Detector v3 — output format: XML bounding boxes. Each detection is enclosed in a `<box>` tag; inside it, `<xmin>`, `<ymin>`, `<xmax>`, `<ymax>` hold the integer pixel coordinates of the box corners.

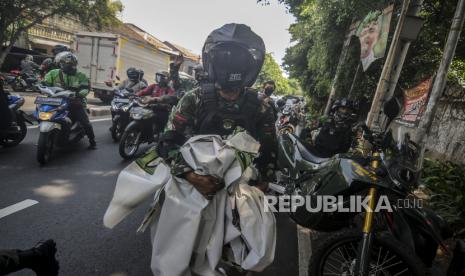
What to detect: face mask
<box><xmin>264</xmin><ymin>87</ymin><xmax>274</xmax><ymax>96</ymax></box>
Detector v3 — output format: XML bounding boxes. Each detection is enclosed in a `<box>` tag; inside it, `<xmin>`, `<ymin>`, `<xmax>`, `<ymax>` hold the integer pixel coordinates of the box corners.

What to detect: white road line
<box><xmin>27</xmin><ymin>117</ymin><xmax>112</xmax><ymax>129</ymax></box>
<box><xmin>0</xmin><ymin>199</ymin><xmax>39</xmax><ymax>219</ymax></box>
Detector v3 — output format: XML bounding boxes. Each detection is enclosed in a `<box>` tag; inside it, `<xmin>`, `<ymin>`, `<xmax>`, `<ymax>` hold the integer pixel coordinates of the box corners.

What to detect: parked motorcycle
<box><xmin>272</xmin><ymin>97</ymin><xmax>451</xmax><ymax>275</ymax></box>
<box><xmin>110</xmin><ymin>88</ymin><xmax>134</xmax><ymax>141</ymax></box>
<box><xmin>0</xmin><ymin>94</ymin><xmax>33</xmax><ymax>147</ymax></box>
<box><xmin>34</xmin><ymin>86</ymin><xmax>85</xmax><ymax>164</ymax></box>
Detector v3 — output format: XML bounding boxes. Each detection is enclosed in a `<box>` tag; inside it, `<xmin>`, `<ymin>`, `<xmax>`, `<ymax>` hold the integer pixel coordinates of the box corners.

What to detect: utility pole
<box><xmin>324</xmin><ymin>22</ymin><xmax>358</xmax><ymax>115</ymax></box>
<box><xmin>366</xmin><ymin>0</ymin><xmax>411</xmax><ymax>128</ymax></box>
<box><xmin>416</xmin><ymin>0</ymin><xmax>465</xmax><ymax>145</ymax></box>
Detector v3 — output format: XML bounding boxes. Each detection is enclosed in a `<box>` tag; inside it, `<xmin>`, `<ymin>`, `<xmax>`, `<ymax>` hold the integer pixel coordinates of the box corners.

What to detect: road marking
<box><xmin>0</xmin><ymin>199</ymin><xmax>39</xmax><ymax>219</ymax></box>
<box><xmin>27</xmin><ymin>117</ymin><xmax>112</xmax><ymax>129</ymax></box>
<box><xmin>297</xmin><ymin>225</ymin><xmax>312</xmax><ymax>276</ymax></box>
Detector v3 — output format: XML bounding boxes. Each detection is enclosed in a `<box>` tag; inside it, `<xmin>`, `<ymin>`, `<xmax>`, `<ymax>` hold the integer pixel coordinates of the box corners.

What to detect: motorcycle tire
<box><xmin>110</xmin><ymin>121</ymin><xmax>123</xmax><ymax>142</ymax></box>
<box><xmin>11</xmin><ymin>81</ymin><xmax>24</xmax><ymax>92</ymax></box>
<box><xmin>37</xmin><ymin>132</ymin><xmax>54</xmax><ymax>165</ymax></box>
<box><xmin>119</xmin><ymin>122</ymin><xmax>141</xmax><ymax>159</ymax></box>
<box><xmin>1</xmin><ymin>120</ymin><xmax>27</xmax><ymax>147</ymax></box>
<box><xmin>308</xmin><ymin>228</ymin><xmax>426</xmax><ymax>276</ymax></box>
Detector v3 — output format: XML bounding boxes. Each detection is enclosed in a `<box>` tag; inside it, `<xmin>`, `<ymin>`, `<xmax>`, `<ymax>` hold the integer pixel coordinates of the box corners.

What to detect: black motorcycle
<box><xmin>10</xmin><ymin>70</ymin><xmax>41</xmax><ymax>92</ymax></box>
<box><xmin>110</xmin><ymin>88</ymin><xmax>133</xmax><ymax>141</ymax></box>
<box><xmin>272</xmin><ymin>97</ymin><xmax>451</xmax><ymax>275</ymax></box>
<box><xmin>0</xmin><ymin>94</ymin><xmax>33</xmax><ymax>147</ymax></box>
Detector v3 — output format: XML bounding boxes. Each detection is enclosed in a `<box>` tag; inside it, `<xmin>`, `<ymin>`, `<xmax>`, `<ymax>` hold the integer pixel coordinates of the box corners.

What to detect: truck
<box><xmin>74</xmin><ymin>31</ymin><xmax>174</xmax><ymax>103</ymax></box>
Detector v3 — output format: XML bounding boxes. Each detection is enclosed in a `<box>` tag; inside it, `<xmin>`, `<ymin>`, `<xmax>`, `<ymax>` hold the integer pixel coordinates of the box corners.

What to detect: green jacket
<box><xmin>44</xmin><ymin>69</ymin><xmax>90</xmax><ymax>106</ymax></box>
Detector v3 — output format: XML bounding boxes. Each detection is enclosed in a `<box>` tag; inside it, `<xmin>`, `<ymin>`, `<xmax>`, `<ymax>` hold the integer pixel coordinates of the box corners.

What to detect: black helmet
<box><xmin>127</xmin><ymin>67</ymin><xmax>138</xmax><ymax>81</ymax></box>
<box><xmin>41</xmin><ymin>58</ymin><xmax>54</xmax><ymax>71</ymax></box>
<box><xmin>138</xmin><ymin>69</ymin><xmax>144</xmax><ymax>81</ymax></box>
<box><xmin>52</xmin><ymin>45</ymin><xmax>69</xmax><ymax>56</ymax></box>
<box><xmin>58</xmin><ymin>53</ymin><xmax>78</xmax><ymax>75</ymax></box>
<box><xmin>331</xmin><ymin>98</ymin><xmax>357</xmax><ymax>127</ymax></box>
<box><xmin>202</xmin><ymin>23</ymin><xmax>265</xmax><ymax>90</ymax></box>
<box><xmin>156</xmin><ymin>70</ymin><xmax>169</xmax><ymax>86</ymax></box>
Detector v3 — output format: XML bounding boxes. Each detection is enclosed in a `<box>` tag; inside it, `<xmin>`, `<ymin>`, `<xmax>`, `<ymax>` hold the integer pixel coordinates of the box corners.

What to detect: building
<box><xmin>163</xmin><ymin>41</ymin><xmax>201</xmax><ymax>77</ymax></box>
<box><xmin>26</xmin><ymin>15</ymin><xmax>92</xmax><ymax>55</ymax></box>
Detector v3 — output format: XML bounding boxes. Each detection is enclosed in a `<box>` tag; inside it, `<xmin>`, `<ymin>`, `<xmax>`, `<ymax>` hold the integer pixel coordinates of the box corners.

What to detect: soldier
<box><xmin>158</xmin><ymin>23</ymin><xmax>277</xmax><ymax>198</ymax></box>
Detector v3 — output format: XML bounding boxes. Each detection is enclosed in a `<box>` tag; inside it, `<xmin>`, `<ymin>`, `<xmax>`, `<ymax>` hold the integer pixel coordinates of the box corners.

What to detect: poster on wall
<box><xmin>356</xmin><ymin>5</ymin><xmax>393</xmax><ymax>71</ymax></box>
<box><xmin>396</xmin><ymin>77</ymin><xmax>433</xmax><ymax>128</ymax></box>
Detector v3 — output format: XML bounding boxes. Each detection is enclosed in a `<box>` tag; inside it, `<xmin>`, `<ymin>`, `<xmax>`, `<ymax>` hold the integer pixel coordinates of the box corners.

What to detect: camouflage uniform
<box><xmin>161</xmin><ymin>87</ymin><xmax>277</xmax><ymax>181</ymax></box>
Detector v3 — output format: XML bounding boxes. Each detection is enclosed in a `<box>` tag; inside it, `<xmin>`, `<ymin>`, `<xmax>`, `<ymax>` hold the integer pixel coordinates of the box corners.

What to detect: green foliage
<box><xmin>420</xmin><ymin>158</ymin><xmax>465</xmax><ymax>231</ymax></box>
<box><xmin>255</xmin><ymin>53</ymin><xmax>301</xmax><ymax>95</ymax></box>
<box><xmin>0</xmin><ymin>0</ymin><xmax>123</xmax><ymax>66</ymax></box>
<box><xmin>258</xmin><ymin>0</ymin><xmax>465</xmax><ymax>113</ymax></box>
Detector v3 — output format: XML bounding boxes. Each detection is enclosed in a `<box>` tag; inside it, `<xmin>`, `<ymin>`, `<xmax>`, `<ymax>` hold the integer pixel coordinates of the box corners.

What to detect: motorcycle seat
<box><xmin>294</xmin><ymin>136</ymin><xmax>331</xmax><ymax>164</ymax></box>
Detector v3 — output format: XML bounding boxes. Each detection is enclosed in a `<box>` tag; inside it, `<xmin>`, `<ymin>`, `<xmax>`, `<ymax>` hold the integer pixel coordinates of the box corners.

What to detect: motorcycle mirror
<box><xmin>383</xmin><ymin>96</ymin><xmax>401</xmax><ymax>122</ymax></box>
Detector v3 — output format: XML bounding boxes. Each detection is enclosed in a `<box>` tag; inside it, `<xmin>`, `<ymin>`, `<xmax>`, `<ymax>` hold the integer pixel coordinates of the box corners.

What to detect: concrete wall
<box><xmin>426</xmin><ymin>96</ymin><xmax>465</xmax><ymax>164</ymax></box>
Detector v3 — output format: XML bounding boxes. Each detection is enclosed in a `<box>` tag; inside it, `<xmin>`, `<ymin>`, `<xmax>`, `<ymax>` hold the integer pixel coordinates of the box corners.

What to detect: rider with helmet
<box><xmin>41</xmin><ymin>45</ymin><xmax>71</xmax><ymax>76</ymax></box>
<box><xmin>44</xmin><ymin>53</ymin><xmax>96</xmax><ymax>149</ymax></box>
<box><xmin>305</xmin><ymin>98</ymin><xmax>359</xmax><ymax>158</ymax></box>
<box><xmin>117</xmin><ymin>67</ymin><xmax>147</xmax><ymax>93</ymax></box>
<box><xmin>20</xmin><ymin>55</ymin><xmax>39</xmax><ymax>77</ymax></box>
<box><xmin>136</xmin><ymin>70</ymin><xmax>178</xmax><ymax>134</ymax></box>
<box><xmin>158</xmin><ymin>23</ymin><xmax>277</xmax><ymax>197</ymax></box>
<box><xmin>258</xmin><ymin>80</ymin><xmax>278</xmax><ymax>119</ymax></box>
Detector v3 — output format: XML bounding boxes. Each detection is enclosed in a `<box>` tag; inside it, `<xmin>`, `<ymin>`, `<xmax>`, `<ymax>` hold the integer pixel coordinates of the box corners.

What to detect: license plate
<box><xmin>34</xmin><ymin>97</ymin><xmax>63</xmax><ymax>106</ymax></box>
<box><xmin>114</xmin><ymin>98</ymin><xmax>130</xmax><ymax>103</ymax></box>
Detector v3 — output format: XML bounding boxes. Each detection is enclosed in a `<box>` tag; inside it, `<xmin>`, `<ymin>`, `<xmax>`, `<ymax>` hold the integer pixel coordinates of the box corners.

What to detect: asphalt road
<box><xmin>0</xmin><ymin>119</ymin><xmax>298</xmax><ymax>276</ymax></box>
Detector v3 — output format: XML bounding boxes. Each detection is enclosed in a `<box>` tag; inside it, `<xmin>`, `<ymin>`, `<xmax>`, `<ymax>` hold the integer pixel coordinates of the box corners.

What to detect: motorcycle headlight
<box><xmin>39</xmin><ymin>111</ymin><xmax>54</xmax><ymax>120</ymax></box>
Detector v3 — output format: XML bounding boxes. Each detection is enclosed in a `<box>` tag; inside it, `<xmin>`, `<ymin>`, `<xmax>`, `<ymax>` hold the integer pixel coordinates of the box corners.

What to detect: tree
<box><xmin>0</xmin><ymin>0</ymin><xmax>123</xmax><ymax>66</ymax></box>
<box><xmin>257</xmin><ymin>0</ymin><xmax>465</xmax><ymax>113</ymax></box>
<box><xmin>255</xmin><ymin>52</ymin><xmax>301</xmax><ymax>95</ymax></box>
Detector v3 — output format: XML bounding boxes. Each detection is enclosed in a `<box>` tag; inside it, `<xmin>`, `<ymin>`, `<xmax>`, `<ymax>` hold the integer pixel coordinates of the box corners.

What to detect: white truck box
<box><xmin>75</xmin><ymin>32</ymin><xmax>171</xmax><ymax>102</ymax></box>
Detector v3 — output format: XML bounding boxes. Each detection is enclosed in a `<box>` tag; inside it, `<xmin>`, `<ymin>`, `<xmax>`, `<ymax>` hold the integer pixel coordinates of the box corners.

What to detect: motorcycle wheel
<box><xmin>1</xmin><ymin>120</ymin><xmax>27</xmax><ymax>147</ymax></box>
<box><xmin>110</xmin><ymin>121</ymin><xmax>123</xmax><ymax>142</ymax></box>
<box><xmin>37</xmin><ymin>132</ymin><xmax>54</xmax><ymax>165</ymax></box>
<box><xmin>11</xmin><ymin>80</ymin><xmax>24</xmax><ymax>92</ymax></box>
<box><xmin>308</xmin><ymin>228</ymin><xmax>425</xmax><ymax>276</ymax></box>
<box><xmin>119</xmin><ymin>123</ymin><xmax>141</xmax><ymax>159</ymax></box>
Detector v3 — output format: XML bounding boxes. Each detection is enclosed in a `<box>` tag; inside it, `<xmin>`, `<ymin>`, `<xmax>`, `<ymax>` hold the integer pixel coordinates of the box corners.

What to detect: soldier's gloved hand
<box><xmin>185</xmin><ymin>171</ymin><xmax>224</xmax><ymax>200</ymax></box>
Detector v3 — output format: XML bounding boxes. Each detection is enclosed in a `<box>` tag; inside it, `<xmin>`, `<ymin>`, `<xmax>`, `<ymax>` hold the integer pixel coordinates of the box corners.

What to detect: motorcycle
<box><xmin>10</xmin><ymin>70</ymin><xmax>41</xmax><ymax>92</ymax></box>
<box><xmin>0</xmin><ymin>94</ymin><xmax>33</xmax><ymax>147</ymax></box>
<box><xmin>34</xmin><ymin>86</ymin><xmax>85</xmax><ymax>164</ymax></box>
<box><xmin>272</xmin><ymin>97</ymin><xmax>451</xmax><ymax>275</ymax></box>
<box><xmin>118</xmin><ymin>96</ymin><xmax>177</xmax><ymax>159</ymax></box>
<box><xmin>110</xmin><ymin>88</ymin><xmax>134</xmax><ymax>141</ymax></box>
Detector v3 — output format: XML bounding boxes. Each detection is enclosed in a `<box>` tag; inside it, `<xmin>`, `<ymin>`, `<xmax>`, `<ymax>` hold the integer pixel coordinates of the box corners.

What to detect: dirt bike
<box><xmin>271</xmin><ymin>97</ymin><xmax>451</xmax><ymax>275</ymax></box>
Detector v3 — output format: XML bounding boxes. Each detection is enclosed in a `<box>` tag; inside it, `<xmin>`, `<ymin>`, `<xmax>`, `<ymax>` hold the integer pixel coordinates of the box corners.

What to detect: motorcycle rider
<box><xmin>259</xmin><ymin>80</ymin><xmax>278</xmax><ymax>119</ymax></box>
<box><xmin>117</xmin><ymin>67</ymin><xmax>147</xmax><ymax>93</ymax></box>
<box><xmin>20</xmin><ymin>55</ymin><xmax>39</xmax><ymax>78</ymax></box>
<box><xmin>136</xmin><ymin>70</ymin><xmax>178</xmax><ymax>134</ymax></box>
<box><xmin>306</xmin><ymin>98</ymin><xmax>359</xmax><ymax>158</ymax></box>
<box><xmin>40</xmin><ymin>45</ymin><xmax>70</xmax><ymax>76</ymax></box>
<box><xmin>44</xmin><ymin>52</ymin><xmax>97</xmax><ymax>149</ymax></box>
<box><xmin>158</xmin><ymin>23</ymin><xmax>277</xmax><ymax>197</ymax></box>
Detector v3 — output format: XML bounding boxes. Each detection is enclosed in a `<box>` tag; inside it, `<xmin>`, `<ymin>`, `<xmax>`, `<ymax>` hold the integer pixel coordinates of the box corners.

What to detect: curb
<box><xmin>89</xmin><ymin>106</ymin><xmax>111</xmax><ymax>117</ymax></box>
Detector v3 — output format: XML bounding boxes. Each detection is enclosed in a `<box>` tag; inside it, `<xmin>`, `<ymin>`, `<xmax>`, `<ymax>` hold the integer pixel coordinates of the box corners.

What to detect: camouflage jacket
<box><xmin>161</xmin><ymin>87</ymin><xmax>278</xmax><ymax>181</ymax></box>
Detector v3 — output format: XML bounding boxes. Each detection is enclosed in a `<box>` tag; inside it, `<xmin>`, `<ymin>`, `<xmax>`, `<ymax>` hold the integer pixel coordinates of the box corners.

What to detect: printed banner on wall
<box><xmin>356</xmin><ymin>6</ymin><xmax>393</xmax><ymax>71</ymax></box>
<box><xmin>396</xmin><ymin>77</ymin><xmax>433</xmax><ymax>127</ymax></box>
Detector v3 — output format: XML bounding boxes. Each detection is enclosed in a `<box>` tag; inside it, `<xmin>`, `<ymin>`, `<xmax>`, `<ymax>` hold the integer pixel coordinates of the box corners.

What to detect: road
<box><xmin>0</xmin><ymin>119</ymin><xmax>299</xmax><ymax>276</ymax></box>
